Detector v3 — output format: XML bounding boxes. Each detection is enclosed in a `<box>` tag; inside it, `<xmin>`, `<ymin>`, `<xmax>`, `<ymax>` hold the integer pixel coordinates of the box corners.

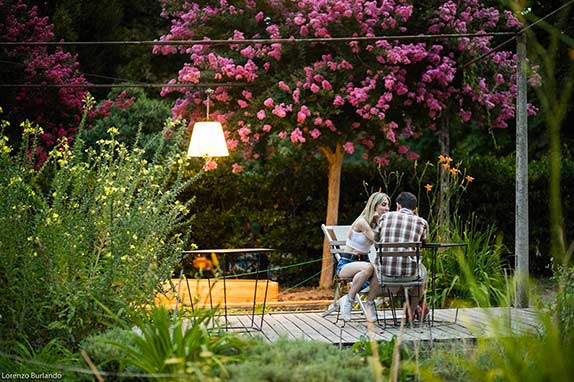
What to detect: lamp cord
<box><xmin>205</xmin><ymin>88</ymin><xmax>213</xmax><ymax>120</ymax></box>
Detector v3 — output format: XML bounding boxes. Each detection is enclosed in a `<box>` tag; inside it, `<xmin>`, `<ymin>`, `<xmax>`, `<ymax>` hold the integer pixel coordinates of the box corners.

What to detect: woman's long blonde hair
<box><xmin>354</xmin><ymin>192</ymin><xmax>391</xmax><ymax>227</ymax></box>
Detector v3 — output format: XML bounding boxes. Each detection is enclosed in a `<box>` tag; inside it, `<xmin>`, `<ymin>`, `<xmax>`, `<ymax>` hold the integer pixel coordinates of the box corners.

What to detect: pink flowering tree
<box><xmin>0</xmin><ymin>0</ymin><xmax>134</xmax><ymax>165</ymax></box>
<box><xmin>155</xmin><ymin>0</ymin><xmax>536</xmax><ymax>287</ymax></box>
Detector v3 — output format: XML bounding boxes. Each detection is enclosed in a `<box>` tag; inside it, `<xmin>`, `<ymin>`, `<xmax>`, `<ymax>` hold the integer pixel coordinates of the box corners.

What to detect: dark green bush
<box><xmin>226</xmin><ymin>338</ymin><xmax>373</xmax><ymax>382</ymax></box>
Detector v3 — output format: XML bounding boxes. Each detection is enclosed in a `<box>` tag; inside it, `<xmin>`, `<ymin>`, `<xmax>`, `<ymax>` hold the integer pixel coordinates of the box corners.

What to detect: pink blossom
<box><xmin>294</xmin><ymin>16</ymin><xmax>306</xmax><ymax>26</ymax></box>
<box><xmin>278</xmin><ymin>81</ymin><xmax>291</xmax><ymax>92</ymax></box>
<box><xmin>237</xmin><ymin>99</ymin><xmax>248</xmax><ymax>108</ymax></box>
<box><xmin>227</xmin><ymin>139</ymin><xmax>239</xmax><ymax>150</ymax></box>
<box><xmin>278</xmin><ymin>131</ymin><xmax>287</xmax><ymax>139</ymax></box>
<box><xmin>240</xmin><ymin>46</ymin><xmax>255</xmax><ymax>59</ymax></box>
<box><xmin>309</xmin><ymin>128</ymin><xmax>321</xmax><ymax>139</ymax></box>
<box><xmin>238</xmin><ymin>127</ymin><xmax>252</xmax><ymax>142</ymax></box>
<box><xmin>406</xmin><ymin>152</ymin><xmax>420</xmax><ymax>161</ymax></box>
<box><xmin>398</xmin><ymin>145</ymin><xmax>409</xmax><ymax>154</ymax></box>
<box><xmin>178</xmin><ymin>65</ymin><xmax>201</xmax><ymax>83</ymax></box>
<box><xmin>314</xmin><ymin>117</ymin><xmax>323</xmax><ymax>125</ymax></box>
<box><xmin>203</xmin><ymin>159</ymin><xmax>218</xmax><ymax>171</ymax></box>
<box><xmin>310</xmin><ymin>83</ymin><xmax>320</xmax><ymax>93</ymax></box>
<box><xmin>374</xmin><ymin>156</ymin><xmax>390</xmax><ymax>166</ymax></box>
<box><xmin>263</xmin><ymin>98</ymin><xmax>275</xmax><ymax>108</ymax></box>
<box><xmin>290</xmin><ymin>128</ymin><xmax>306</xmax><ymax>143</ymax></box>
<box><xmin>242</xmin><ymin>90</ymin><xmax>253</xmax><ymax>100</ymax></box>
<box><xmin>272</xmin><ymin>104</ymin><xmax>287</xmax><ymax>118</ymax></box>
<box><xmin>325</xmin><ymin>119</ymin><xmax>336</xmax><ymax>131</ymax></box>
<box><xmin>333</xmin><ymin>95</ymin><xmax>345</xmax><ymax>106</ymax></box>
<box><xmin>263</xmin><ymin>124</ymin><xmax>272</xmax><ymax>132</ymax></box>
<box><xmin>343</xmin><ymin>142</ymin><xmax>354</xmax><ymax>154</ymax></box>
<box><xmin>292</xmin><ymin>88</ymin><xmax>300</xmax><ymax>103</ymax></box>
<box><xmin>460</xmin><ymin>109</ymin><xmax>472</xmax><ymax>122</ymax></box>
<box><xmin>257</xmin><ymin>110</ymin><xmax>266</xmax><ymax>120</ymax></box>
<box><xmin>232</xmin><ymin>163</ymin><xmax>244</xmax><ymax>174</ymax></box>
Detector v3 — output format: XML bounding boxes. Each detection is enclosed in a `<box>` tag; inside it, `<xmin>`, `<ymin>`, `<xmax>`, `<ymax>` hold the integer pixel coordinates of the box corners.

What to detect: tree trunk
<box><xmin>319</xmin><ymin>144</ymin><xmax>344</xmax><ymax>289</ymax></box>
<box><xmin>438</xmin><ymin>116</ymin><xmax>450</xmax><ymax>240</ymax></box>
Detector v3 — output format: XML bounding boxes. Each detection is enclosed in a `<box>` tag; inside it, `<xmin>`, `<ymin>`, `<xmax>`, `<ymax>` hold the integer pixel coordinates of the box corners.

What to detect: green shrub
<box><xmin>0</xmin><ymin>111</ymin><xmax>195</xmax><ymax>346</ymax></box>
<box><xmin>424</xmin><ymin>284</ymin><xmax>574</xmax><ymax>382</ymax></box>
<box><xmin>105</xmin><ymin>306</ymin><xmax>250</xmax><ymax>380</ymax></box>
<box><xmin>82</xmin><ymin>87</ymin><xmax>172</xmax><ymax>152</ymax></box>
<box><xmin>554</xmin><ymin>264</ymin><xmax>574</xmax><ymax>348</ymax></box>
<box><xmin>80</xmin><ymin>326</ymin><xmax>139</xmax><ymax>374</ymax></box>
<box><xmin>429</xmin><ymin>215</ymin><xmax>508</xmax><ymax>308</ymax></box>
<box><xmin>0</xmin><ymin>338</ymin><xmax>79</xmax><ymax>379</ymax></box>
<box><xmin>226</xmin><ymin>338</ymin><xmax>374</xmax><ymax>382</ymax></box>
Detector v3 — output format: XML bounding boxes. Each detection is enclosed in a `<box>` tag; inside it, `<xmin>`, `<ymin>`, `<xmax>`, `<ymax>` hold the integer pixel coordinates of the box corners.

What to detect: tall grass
<box><xmin>429</xmin><ymin>214</ymin><xmax>508</xmax><ymax>308</ymax></box>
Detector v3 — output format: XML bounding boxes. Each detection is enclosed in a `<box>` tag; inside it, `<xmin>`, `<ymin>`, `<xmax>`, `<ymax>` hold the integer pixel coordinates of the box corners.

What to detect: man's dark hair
<box><xmin>396</xmin><ymin>192</ymin><xmax>417</xmax><ymax>210</ymax></box>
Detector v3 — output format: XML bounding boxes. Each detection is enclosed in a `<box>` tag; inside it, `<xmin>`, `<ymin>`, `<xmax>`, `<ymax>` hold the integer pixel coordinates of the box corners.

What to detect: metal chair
<box><xmin>320</xmin><ymin>224</ymin><xmax>370</xmax><ymax>322</ymax></box>
<box><xmin>375</xmin><ymin>241</ymin><xmax>428</xmax><ymax>328</ymax></box>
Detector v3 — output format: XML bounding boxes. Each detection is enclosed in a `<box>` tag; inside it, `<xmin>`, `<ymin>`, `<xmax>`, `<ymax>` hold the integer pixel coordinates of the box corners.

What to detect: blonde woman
<box><xmin>338</xmin><ymin>192</ymin><xmax>390</xmax><ymax>322</ymax></box>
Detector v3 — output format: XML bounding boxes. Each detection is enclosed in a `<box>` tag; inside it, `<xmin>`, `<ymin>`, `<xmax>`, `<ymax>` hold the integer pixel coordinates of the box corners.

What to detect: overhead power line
<box><xmin>0</xmin><ymin>31</ymin><xmax>516</xmax><ymax>47</ymax></box>
<box><xmin>0</xmin><ymin>82</ymin><xmax>241</xmax><ymax>89</ymax></box>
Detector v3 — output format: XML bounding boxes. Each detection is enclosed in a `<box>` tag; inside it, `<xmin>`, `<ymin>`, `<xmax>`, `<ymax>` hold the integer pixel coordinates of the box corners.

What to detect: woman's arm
<box><xmin>354</xmin><ymin>217</ymin><xmax>376</xmax><ymax>242</ymax></box>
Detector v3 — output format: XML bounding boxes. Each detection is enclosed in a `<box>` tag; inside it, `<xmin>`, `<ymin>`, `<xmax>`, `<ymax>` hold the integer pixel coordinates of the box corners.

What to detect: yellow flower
<box><xmin>211</xmin><ymin>253</ymin><xmax>220</xmax><ymax>268</ymax></box>
<box><xmin>425</xmin><ymin>184</ymin><xmax>433</xmax><ymax>192</ymax></box>
<box><xmin>442</xmin><ymin>163</ymin><xmax>450</xmax><ymax>170</ymax></box>
<box><xmin>450</xmin><ymin>167</ymin><xmax>458</xmax><ymax>176</ymax></box>
<box><xmin>465</xmin><ymin>175</ymin><xmax>475</xmax><ymax>183</ymax></box>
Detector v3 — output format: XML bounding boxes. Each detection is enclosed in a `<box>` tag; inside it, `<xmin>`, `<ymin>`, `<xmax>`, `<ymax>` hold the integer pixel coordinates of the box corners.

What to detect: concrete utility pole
<box><xmin>515</xmin><ymin>33</ymin><xmax>529</xmax><ymax>308</ymax></box>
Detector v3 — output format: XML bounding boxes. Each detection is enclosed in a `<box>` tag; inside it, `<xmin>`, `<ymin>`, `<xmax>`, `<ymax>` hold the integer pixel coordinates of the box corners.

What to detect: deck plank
<box><xmin>214</xmin><ymin>307</ymin><xmax>544</xmax><ymax>345</ymax></box>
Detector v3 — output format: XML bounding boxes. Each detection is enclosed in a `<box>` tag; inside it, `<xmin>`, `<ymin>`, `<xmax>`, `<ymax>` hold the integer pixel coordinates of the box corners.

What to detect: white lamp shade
<box><xmin>187</xmin><ymin>121</ymin><xmax>229</xmax><ymax>157</ymax></box>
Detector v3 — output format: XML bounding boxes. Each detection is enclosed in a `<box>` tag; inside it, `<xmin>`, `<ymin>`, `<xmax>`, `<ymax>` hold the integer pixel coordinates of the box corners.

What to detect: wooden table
<box><xmin>179</xmin><ymin>248</ymin><xmax>274</xmax><ymax>331</ymax></box>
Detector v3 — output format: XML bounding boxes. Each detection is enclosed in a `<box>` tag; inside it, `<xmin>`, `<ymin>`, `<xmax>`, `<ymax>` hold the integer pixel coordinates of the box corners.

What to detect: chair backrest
<box><xmin>375</xmin><ymin>241</ymin><xmax>423</xmax><ymax>282</ymax></box>
<box><xmin>321</xmin><ymin>224</ymin><xmax>377</xmax><ymax>263</ymax></box>
<box><xmin>321</xmin><ymin>224</ymin><xmax>350</xmax><ymax>262</ymax></box>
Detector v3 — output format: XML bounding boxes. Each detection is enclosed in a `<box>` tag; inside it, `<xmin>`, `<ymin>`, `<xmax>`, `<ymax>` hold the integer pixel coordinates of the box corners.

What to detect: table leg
<box><xmin>175</xmin><ymin>268</ymin><xmax>184</xmax><ymax>319</ymax></box>
<box><xmin>185</xmin><ymin>277</ymin><xmax>195</xmax><ymax>315</ymax></box>
<box><xmin>260</xmin><ymin>267</ymin><xmax>271</xmax><ymax>331</ymax></box>
<box><xmin>222</xmin><ymin>255</ymin><xmax>229</xmax><ymax>330</ymax></box>
<box><xmin>250</xmin><ymin>253</ymin><xmax>260</xmax><ymax>328</ymax></box>
<box><xmin>431</xmin><ymin>248</ymin><xmax>436</xmax><ymax>325</ymax></box>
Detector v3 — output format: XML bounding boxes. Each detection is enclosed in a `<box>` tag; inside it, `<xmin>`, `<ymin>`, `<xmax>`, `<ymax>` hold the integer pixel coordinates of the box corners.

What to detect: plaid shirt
<box><xmin>377</xmin><ymin>209</ymin><xmax>428</xmax><ymax>277</ymax></box>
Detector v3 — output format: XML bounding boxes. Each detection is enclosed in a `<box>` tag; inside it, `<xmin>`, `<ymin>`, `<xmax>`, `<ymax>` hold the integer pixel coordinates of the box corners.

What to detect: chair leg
<box><xmin>321</xmin><ymin>281</ymin><xmax>342</xmax><ymax>318</ymax></box>
<box><xmin>388</xmin><ymin>289</ymin><xmax>398</xmax><ymax>325</ymax></box>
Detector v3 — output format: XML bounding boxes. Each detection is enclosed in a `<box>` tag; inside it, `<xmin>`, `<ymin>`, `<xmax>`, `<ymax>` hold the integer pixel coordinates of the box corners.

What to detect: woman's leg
<box><xmin>339</xmin><ymin>261</ymin><xmax>373</xmax><ymax>300</ymax></box>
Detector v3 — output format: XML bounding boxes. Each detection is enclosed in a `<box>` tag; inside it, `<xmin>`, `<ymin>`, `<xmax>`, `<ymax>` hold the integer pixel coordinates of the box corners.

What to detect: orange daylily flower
<box><xmin>465</xmin><ymin>175</ymin><xmax>475</xmax><ymax>183</ymax></box>
<box><xmin>450</xmin><ymin>167</ymin><xmax>458</xmax><ymax>176</ymax></box>
<box><xmin>442</xmin><ymin>163</ymin><xmax>450</xmax><ymax>170</ymax></box>
<box><xmin>439</xmin><ymin>154</ymin><xmax>453</xmax><ymax>164</ymax></box>
<box><xmin>425</xmin><ymin>183</ymin><xmax>433</xmax><ymax>192</ymax></box>
<box><xmin>193</xmin><ymin>256</ymin><xmax>213</xmax><ymax>271</ymax></box>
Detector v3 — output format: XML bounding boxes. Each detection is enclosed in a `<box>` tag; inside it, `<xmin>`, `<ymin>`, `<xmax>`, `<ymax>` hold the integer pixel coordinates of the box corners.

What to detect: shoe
<box><xmin>364</xmin><ymin>301</ymin><xmax>377</xmax><ymax>322</ymax></box>
<box><xmin>340</xmin><ymin>295</ymin><xmax>353</xmax><ymax>321</ymax></box>
<box><xmin>414</xmin><ymin>305</ymin><xmax>429</xmax><ymax>322</ymax></box>
<box><xmin>403</xmin><ymin>306</ymin><xmax>415</xmax><ymax>323</ymax></box>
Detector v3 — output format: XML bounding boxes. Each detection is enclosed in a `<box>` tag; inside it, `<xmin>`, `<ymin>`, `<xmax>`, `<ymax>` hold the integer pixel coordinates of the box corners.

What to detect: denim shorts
<box><xmin>336</xmin><ymin>257</ymin><xmax>371</xmax><ymax>290</ymax></box>
<box><xmin>336</xmin><ymin>256</ymin><xmax>355</xmax><ymax>275</ymax></box>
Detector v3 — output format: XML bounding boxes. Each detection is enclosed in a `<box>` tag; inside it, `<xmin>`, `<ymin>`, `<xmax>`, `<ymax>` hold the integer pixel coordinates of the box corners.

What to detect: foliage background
<box><xmin>0</xmin><ymin>0</ymin><xmax>572</xmax><ymax>292</ymax></box>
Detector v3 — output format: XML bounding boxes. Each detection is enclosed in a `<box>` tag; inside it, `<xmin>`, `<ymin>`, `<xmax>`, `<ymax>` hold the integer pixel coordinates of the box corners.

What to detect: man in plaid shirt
<box><xmin>377</xmin><ymin>191</ymin><xmax>429</xmax><ymax>320</ymax></box>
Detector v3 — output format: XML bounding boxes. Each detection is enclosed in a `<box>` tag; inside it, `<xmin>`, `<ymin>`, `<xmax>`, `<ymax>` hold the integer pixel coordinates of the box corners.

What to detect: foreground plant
<box><xmin>0</xmin><ymin>107</ymin><xmax>195</xmax><ymax>346</ymax></box>
<box><xmin>103</xmin><ymin>306</ymin><xmax>250</xmax><ymax>381</ymax></box>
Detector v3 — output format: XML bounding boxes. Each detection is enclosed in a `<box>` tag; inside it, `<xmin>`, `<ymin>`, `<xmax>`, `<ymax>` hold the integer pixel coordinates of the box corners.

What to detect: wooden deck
<box><xmin>220</xmin><ymin>307</ymin><xmax>542</xmax><ymax>345</ymax></box>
